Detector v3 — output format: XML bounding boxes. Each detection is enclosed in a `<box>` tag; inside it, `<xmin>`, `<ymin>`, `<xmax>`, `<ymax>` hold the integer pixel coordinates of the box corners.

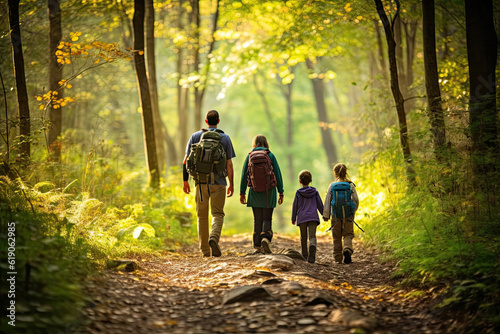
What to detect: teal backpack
<box><xmin>330</xmin><ymin>182</ymin><xmax>356</xmax><ymax>219</ymax></box>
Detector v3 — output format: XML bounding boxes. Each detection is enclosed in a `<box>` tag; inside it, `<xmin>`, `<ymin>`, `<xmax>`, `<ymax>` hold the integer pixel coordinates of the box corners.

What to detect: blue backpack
<box><xmin>330</xmin><ymin>182</ymin><xmax>356</xmax><ymax>219</ymax></box>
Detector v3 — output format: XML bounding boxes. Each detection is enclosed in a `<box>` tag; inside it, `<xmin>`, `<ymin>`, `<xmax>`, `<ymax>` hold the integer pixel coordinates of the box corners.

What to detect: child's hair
<box><xmin>252</xmin><ymin>135</ymin><xmax>269</xmax><ymax>149</ymax></box>
<box><xmin>333</xmin><ymin>163</ymin><xmax>350</xmax><ymax>181</ymax></box>
<box><xmin>298</xmin><ymin>170</ymin><xmax>312</xmax><ymax>186</ymax></box>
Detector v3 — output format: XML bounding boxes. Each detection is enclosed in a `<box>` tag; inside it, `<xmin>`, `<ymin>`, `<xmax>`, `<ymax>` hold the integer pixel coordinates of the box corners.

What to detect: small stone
<box><xmin>298</xmin><ymin>318</ymin><xmax>316</xmax><ymax>325</ymax></box>
<box><xmin>329</xmin><ymin>309</ymin><xmax>377</xmax><ymax>330</ymax></box>
<box><xmin>222</xmin><ymin>286</ymin><xmax>272</xmax><ymax>305</ymax></box>
<box><xmin>312</xmin><ymin>311</ymin><xmax>328</xmax><ymax>317</ymax></box>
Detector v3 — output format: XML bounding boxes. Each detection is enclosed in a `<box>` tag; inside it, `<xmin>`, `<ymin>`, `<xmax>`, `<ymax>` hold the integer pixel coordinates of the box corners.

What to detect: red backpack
<box><xmin>247</xmin><ymin>150</ymin><xmax>277</xmax><ymax>196</ymax></box>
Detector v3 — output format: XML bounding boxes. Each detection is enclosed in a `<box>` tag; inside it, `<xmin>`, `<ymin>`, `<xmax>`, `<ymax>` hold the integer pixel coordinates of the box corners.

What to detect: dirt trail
<box><xmin>78</xmin><ymin>234</ymin><xmax>465</xmax><ymax>333</ymax></box>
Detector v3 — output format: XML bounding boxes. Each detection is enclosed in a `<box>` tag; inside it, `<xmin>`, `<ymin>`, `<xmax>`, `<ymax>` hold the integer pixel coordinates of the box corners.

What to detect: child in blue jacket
<box><xmin>291</xmin><ymin>170</ymin><xmax>324</xmax><ymax>263</ymax></box>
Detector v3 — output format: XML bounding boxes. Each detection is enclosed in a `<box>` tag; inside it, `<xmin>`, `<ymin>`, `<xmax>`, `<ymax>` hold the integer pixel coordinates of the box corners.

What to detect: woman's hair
<box><xmin>298</xmin><ymin>170</ymin><xmax>312</xmax><ymax>186</ymax></box>
<box><xmin>252</xmin><ymin>135</ymin><xmax>269</xmax><ymax>149</ymax></box>
<box><xmin>333</xmin><ymin>163</ymin><xmax>350</xmax><ymax>181</ymax></box>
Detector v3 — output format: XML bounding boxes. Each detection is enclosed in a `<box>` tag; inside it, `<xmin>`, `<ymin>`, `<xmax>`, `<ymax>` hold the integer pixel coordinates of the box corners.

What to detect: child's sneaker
<box><xmin>253</xmin><ymin>246</ymin><xmax>264</xmax><ymax>254</ymax></box>
<box><xmin>209</xmin><ymin>238</ymin><xmax>221</xmax><ymax>257</ymax></box>
<box><xmin>308</xmin><ymin>245</ymin><xmax>316</xmax><ymax>263</ymax></box>
<box><xmin>261</xmin><ymin>238</ymin><xmax>272</xmax><ymax>254</ymax></box>
<box><xmin>343</xmin><ymin>250</ymin><xmax>352</xmax><ymax>264</ymax></box>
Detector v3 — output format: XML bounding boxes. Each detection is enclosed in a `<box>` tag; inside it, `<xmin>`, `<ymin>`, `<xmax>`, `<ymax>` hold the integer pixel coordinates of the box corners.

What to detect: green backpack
<box><xmin>186</xmin><ymin>129</ymin><xmax>227</xmax><ymax>185</ymax></box>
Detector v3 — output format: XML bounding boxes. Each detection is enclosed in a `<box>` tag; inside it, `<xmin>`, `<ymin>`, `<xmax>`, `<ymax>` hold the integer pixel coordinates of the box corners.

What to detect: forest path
<box><xmin>79</xmin><ymin>234</ymin><xmax>464</xmax><ymax>333</ymax></box>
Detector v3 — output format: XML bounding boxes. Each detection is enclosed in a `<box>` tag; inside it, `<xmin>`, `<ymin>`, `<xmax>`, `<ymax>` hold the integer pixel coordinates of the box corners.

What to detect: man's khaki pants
<box><xmin>195</xmin><ymin>184</ymin><xmax>226</xmax><ymax>256</ymax></box>
<box><xmin>331</xmin><ymin>216</ymin><xmax>354</xmax><ymax>263</ymax></box>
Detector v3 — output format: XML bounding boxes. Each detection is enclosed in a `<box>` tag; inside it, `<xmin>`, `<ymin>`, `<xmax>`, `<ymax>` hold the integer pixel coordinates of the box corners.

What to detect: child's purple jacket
<box><xmin>291</xmin><ymin>186</ymin><xmax>324</xmax><ymax>225</ymax></box>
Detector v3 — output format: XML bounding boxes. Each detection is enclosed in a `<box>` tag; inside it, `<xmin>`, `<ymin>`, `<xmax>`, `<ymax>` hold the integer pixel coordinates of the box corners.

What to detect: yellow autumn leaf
<box><xmin>39</xmin><ymin>105</ymin><xmax>44</xmax><ymax>110</ymax></box>
<box><xmin>36</xmin><ymin>96</ymin><xmax>42</xmax><ymax>101</ymax></box>
<box><xmin>72</xmin><ymin>36</ymin><xmax>79</xmax><ymax>42</ymax></box>
<box><xmin>65</xmin><ymin>58</ymin><xmax>71</xmax><ymax>64</ymax></box>
<box><xmin>94</xmin><ymin>59</ymin><xmax>100</xmax><ymax>64</ymax></box>
<box><xmin>138</xmin><ymin>50</ymin><xmax>144</xmax><ymax>55</ymax></box>
<box><xmin>67</xmin><ymin>84</ymin><xmax>72</xmax><ymax>89</ymax></box>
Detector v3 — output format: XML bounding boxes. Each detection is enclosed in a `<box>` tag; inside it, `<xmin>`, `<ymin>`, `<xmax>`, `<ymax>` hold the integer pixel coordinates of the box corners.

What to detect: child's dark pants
<box><xmin>299</xmin><ymin>221</ymin><xmax>317</xmax><ymax>258</ymax></box>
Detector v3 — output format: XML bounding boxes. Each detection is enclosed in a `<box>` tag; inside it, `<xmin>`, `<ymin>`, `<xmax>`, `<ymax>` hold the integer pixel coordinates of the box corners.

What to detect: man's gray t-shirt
<box><xmin>185</xmin><ymin>127</ymin><xmax>236</xmax><ymax>186</ymax></box>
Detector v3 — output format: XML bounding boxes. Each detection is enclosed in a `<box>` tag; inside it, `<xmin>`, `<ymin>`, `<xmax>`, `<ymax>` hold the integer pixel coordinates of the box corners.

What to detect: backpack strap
<box><xmin>202</xmin><ymin>128</ymin><xmax>224</xmax><ymax>134</ymax></box>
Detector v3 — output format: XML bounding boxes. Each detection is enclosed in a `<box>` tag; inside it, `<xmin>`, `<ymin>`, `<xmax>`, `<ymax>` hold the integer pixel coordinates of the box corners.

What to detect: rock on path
<box><xmin>76</xmin><ymin>234</ymin><xmax>465</xmax><ymax>333</ymax></box>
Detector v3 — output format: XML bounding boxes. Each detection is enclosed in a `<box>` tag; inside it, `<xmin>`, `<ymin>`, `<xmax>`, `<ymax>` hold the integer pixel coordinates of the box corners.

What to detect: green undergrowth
<box><xmin>0</xmin><ymin>149</ymin><xmax>198</xmax><ymax>333</ymax></box>
<box><xmin>358</xmin><ymin>147</ymin><xmax>500</xmax><ymax>330</ymax></box>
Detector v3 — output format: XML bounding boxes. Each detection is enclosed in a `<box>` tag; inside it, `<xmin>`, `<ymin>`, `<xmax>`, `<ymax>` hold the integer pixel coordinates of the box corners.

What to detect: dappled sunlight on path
<box><xmin>78</xmin><ymin>234</ymin><xmax>464</xmax><ymax>333</ymax></box>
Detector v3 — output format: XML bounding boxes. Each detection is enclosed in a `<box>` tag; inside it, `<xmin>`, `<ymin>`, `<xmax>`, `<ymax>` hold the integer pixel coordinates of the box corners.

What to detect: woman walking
<box><xmin>240</xmin><ymin>135</ymin><xmax>284</xmax><ymax>254</ymax></box>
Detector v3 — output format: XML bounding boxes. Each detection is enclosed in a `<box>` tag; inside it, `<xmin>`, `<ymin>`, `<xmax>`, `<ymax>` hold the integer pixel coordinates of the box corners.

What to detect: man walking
<box><xmin>183</xmin><ymin>110</ymin><xmax>235</xmax><ymax>257</ymax></box>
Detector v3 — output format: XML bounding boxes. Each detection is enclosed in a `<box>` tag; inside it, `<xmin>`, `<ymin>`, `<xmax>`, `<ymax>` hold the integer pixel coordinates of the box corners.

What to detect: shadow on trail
<box><xmin>78</xmin><ymin>234</ymin><xmax>464</xmax><ymax>333</ymax></box>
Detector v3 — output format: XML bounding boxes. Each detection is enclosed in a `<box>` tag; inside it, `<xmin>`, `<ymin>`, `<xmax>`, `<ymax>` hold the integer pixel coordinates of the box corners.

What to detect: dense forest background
<box><xmin>0</xmin><ymin>0</ymin><xmax>499</xmax><ymax>332</ymax></box>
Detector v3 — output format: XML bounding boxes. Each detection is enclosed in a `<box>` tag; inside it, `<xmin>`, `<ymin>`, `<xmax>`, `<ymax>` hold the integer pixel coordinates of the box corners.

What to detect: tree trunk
<box><xmin>145</xmin><ymin>0</ymin><xmax>168</xmax><ymax>172</ymax></box>
<box><xmin>465</xmin><ymin>0</ymin><xmax>498</xmax><ymax>182</ymax></box>
<box><xmin>0</xmin><ymin>69</ymin><xmax>9</xmax><ymax>162</ymax></box>
<box><xmin>133</xmin><ymin>0</ymin><xmax>159</xmax><ymax>188</ymax></box>
<box><xmin>374</xmin><ymin>0</ymin><xmax>415</xmax><ymax>185</ymax></box>
<box><xmin>191</xmin><ymin>0</ymin><xmax>202</xmax><ymax>131</ymax></box>
<box><xmin>253</xmin><ymin>75</ymin><xmax>284</xmax><ymax>147</ymax></box>
<box><xmin>305</xmin><ymin>59</ymin><xmax>338</xmax><ymax>169</ymax></box>
<box><xmin>8</xmin><ymin>0</ymin><xmax>30</xmax><ymax>160</ymax></box>
<box><xmin>275</xmin><ymin>69</ymin><xmax>295</xmax><ymax>183</ymax></box>
<box><xmin>422</xmin><ymin>0</ymin><xmax>447</xmax><ymax>161</ymax></box>
<box><xmin>374</xmin><ymin>20</ymin><xmax>387</xmax><ymax>81</ymax></box>
<box><xmin>394</xmin><ymin>16</ymin><xmax>408</xmax><ymax>102</ymax></box>
<box><xmin>48</xmin><ymin>0</ymin><xmax>63</xmax><ymax>161</ymax></box>
<box><xmin>177</xmin><ymin>0</ymin><xmax>189</xmax><ymax>161</ymax></box>
<box><xmin>284</xmin><ymin>79</ymin><xmax>294</xmax><ymax>183</ymax></box>
<box><xmin>403</xmin><ymin>11</ymin><xmax>418</xmax><ymax>112</ymax></box>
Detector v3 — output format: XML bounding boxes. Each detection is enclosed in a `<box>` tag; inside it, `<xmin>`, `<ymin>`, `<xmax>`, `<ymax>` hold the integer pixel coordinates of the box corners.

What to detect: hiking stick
<box><xmin>353</xmin><ymin>220</ymin><xmax>365</xmax><ymax>233</ymax></box>
<box><xmin>326</xmin><ymin>219</ymin><xmax>338</xmax><ymax>232</ymax></box>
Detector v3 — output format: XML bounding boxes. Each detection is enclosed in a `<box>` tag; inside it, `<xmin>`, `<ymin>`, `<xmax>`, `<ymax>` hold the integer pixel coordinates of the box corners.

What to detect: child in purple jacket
<box><xmin>291</xmin><ymin>170</ymin><xmax>324</xmax><ymax>263</ymax></box>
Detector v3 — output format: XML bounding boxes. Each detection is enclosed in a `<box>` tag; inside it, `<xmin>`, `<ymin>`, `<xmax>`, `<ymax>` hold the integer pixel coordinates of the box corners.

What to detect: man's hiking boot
<box><xmin>343</xmin><ymin>250</ymin><xmax>352</xmax><ymax>264</ymax></box>
<box><xmin>209</xmin><ymin>238</ymin><xmax>221</xmax><ymax>257</ymax></box>
<box><xmin>308</xmin><ymin>245</ymin><xmax>316</xmax><ymax>264</ymax></box>
<box><xmin>261</xmin><ymin>238</ymin><xmax>272</xmax><ymax>254</ymax></box>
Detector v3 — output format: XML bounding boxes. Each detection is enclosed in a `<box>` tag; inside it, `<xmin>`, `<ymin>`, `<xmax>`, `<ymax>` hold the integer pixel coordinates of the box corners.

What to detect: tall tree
<box><xmin>253</xmin><ymin>75</ymin><xmax>284</xmax><ymax>148</ymax></box>
<box><xmin>374</xmin><ymin>0</ymin><xmax>415</xmax><ymax>184</ymax></box>
<box><xmin>305</xmin><ymin>59</ymin><xmax>338</xmax><ymax>169</ymax></box>
<box><xmin>465</xmin><ymin>0</ymin><xmax>498</xmax><ymax>184</ymax></box>
<box><xmin>193</xmin><ymin>0</ymin><xmax>220</xmax><ymax>131</ymax></box>
<box><xmin>48</xmin><ymin>0</ymin><xmax>63</xmax><ymax>161</ymax></box>
<box><xmin>276</xmin><ymin>67</ymin><xmax>295</xmax><ymax>183</ymax></box>
<box><xmin>191</xmin><ymin>0</ymin><xmax>201</xmax><ymax>131</ymax></box>
<box><xmin>8</xmin><ymin>0</ymin><xmax>30</xmax><ymax>160</ymax></box>
<box><xmin>422</xmin><ymin>0</ymin><xmax>447</xmax><ymax>161</ymax></box>
<box><xmin>133</xmin><ymin>0</ymin><xmax>159</xmax><ymax>188</ymax></box>
<box><xmin>176</xmin><ymin>0</ymin><xmax>189</xmax><ymax>160</ymax></box>
<box><xmin>145</xmin><ymin>0</ymin><xmax>169</xmax><ymax>172</ymax></box>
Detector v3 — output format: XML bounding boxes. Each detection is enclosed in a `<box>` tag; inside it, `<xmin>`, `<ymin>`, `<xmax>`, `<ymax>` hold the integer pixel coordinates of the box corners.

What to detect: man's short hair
<box><xmin>206</xmin><ymin>110</ymin><xmax>219</xmax><ymax>126</ymax></box>
<box><xmin>299</xmin><ymin>170</ymin><xmax>312</xmax><ymax>185</ymax></box>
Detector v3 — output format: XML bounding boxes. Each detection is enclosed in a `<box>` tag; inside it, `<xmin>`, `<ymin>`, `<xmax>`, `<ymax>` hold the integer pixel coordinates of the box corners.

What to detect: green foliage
<box><xmin>359</xmin><ymin>140</ymin><xmax>500</xmax><ymax>327</ymax></box>
<box><xmin>0</xmin><ymin>178</ymin><xmax>91</xmax><ymax>334</ymax></box>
